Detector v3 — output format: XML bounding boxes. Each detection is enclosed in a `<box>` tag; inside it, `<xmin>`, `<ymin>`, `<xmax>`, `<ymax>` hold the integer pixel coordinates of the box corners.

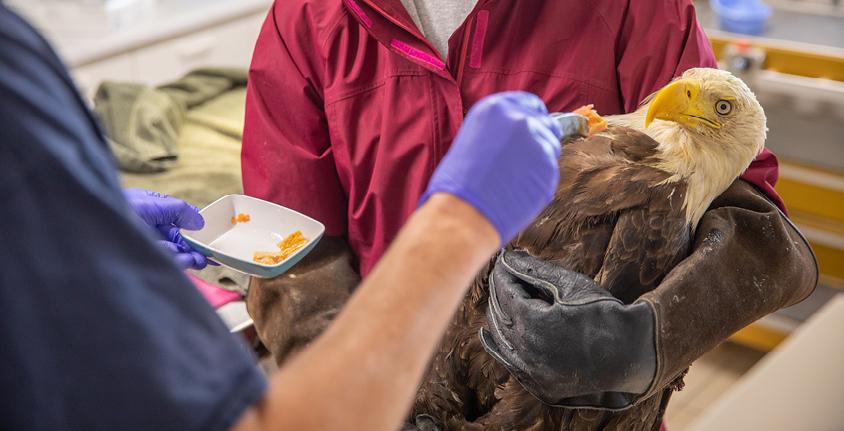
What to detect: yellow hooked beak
<box><xmin>645</xmin><ymin>79</ymin><xmax>720</xmax><ymax>129</ymax></box>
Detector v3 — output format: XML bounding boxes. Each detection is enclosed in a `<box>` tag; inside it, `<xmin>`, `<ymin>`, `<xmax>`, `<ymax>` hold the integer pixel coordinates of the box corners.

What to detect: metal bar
<box><xmin>709</xmin><ymin>33</ymin><xmax>844</xmax><ymax>82</ymax></box>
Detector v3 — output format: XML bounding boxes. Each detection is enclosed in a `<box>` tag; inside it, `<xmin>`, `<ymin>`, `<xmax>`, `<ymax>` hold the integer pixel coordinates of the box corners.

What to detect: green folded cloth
<box><xmin>93</xmin><ymin>68</ymin><xmax>247</xmax><ymax>173</ymax></box>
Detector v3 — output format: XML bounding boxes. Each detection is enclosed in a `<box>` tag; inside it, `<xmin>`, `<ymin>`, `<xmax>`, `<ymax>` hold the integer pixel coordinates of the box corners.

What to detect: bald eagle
<box><xmin>410</xmin><ymin>68</ymin><xmax>767</xmax><ymax>430</ymax></box>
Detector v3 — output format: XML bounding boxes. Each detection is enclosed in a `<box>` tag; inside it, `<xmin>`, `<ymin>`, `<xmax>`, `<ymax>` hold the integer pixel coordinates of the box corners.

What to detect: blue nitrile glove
<box><xmin>123</xmin><ymin>189</ymin><xmax>209</xmax><ymax>270</ymax></box>
<box><xmin>420</xmin><ymin>92</ymin><xmax>563</xmax><ymax>244</ymax></box>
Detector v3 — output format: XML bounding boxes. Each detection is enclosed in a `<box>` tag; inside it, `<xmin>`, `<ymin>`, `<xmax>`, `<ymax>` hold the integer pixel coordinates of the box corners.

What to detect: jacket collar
<box><xmin>344</xmin><ymin>0</ymin><xmax>491</xmax><ymax>76</ymax></box>
<box><xmin>357</xmin><ymin>0</ymin><xmax>424</xmax><ymax>40</ymax></box>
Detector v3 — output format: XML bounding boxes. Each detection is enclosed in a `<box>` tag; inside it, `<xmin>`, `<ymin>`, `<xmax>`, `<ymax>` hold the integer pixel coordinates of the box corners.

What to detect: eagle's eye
<box><xmin>715</xmin><ymin>100</ymin><xmax>733</xmax><ymax>115</ymax></box>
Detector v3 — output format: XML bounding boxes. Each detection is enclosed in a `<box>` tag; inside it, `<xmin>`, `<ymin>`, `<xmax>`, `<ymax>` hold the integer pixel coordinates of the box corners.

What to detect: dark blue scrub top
<box><xmin>0</xmin><ymin>6</ymin><xmax>267</xmax><ymax>430</ymax></box>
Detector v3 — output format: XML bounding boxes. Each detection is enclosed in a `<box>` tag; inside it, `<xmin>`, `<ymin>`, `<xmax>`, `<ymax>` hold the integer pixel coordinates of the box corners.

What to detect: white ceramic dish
<box><xmin>182</xmin><ymin>195</ymin><xmax>325</xmax><ymax>278</ymax></box>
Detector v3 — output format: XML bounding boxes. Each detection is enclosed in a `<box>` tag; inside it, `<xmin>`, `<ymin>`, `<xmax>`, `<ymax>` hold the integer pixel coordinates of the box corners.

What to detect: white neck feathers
<box><xmin>607</xmin><ymin>111</ymin><xmax>756</xmax><ymax>228</ymax></box>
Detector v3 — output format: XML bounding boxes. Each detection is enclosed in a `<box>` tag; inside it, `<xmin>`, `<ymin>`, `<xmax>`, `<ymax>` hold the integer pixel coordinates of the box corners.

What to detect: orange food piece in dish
<box><xmin>277</xmin><ymin>230</ymin><xmax>307</xmax><ymax>253</ymax></box>
<box><xmin>252</xmin><ymin>230</ymin><xmax>308</xmax><ymax>265</ymax></box>
<box><xmin>231</xmin><ymin>213</ymin><xmax>251</xmax><ymax>224</ymax></box>
<box><xmin>573</xmin><ymin>104</ymin><xmax>608</xmax><ymax>136</ymax></box>
<box><xmin>253</xmin><ymin>252</ymin><xmax>282</xmax><ymax>266</ymax></box>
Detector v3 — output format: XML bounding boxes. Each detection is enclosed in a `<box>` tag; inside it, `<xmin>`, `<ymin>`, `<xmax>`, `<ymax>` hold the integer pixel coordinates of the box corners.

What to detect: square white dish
<box><xmin>182</xmin><ymin>195</ymin><xmax>325</xmax><ymax>278</ymax></box>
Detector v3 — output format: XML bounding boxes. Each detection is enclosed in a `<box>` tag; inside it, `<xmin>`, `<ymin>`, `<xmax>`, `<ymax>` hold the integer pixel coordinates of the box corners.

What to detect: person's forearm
<box><xmin>243</xmin><ymin>194</ymin><xmax>499</xmax><ymax>431</ymax></box>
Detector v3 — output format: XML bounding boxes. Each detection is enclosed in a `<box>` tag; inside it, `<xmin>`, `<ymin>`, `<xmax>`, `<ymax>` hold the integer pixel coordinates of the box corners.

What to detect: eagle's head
<box><xmin>641</xmin><ymin>67</ymin><xmax>768</xmax><ymax>226</ymax></box>
<box><xmin>645</xmin><ymin>67</ymin><xmax>767</xmax><ymax>156</ymax></box>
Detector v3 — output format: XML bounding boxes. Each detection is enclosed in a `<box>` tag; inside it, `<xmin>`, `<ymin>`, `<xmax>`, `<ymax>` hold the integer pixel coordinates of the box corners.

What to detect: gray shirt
<box><xmin>400</xmin><ymin>0</ymin><xmax>479</xmax><ymax>60</ymax></box>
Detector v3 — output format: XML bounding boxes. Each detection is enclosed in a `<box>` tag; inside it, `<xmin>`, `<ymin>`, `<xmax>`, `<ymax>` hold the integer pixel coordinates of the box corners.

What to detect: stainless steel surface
<box><xmin>551</xmin><ymin>113</ymin><xmax>589</xmax><ymax>141</ymax></box>
<box><xmin>697</xmin><ymin>0</ymin><xmax>844</xmax><ymax>49</ymax></box>
<box><xmin>743</xmin><ymin>67</ymin><xmax>844</xmax><ymax>171</ymax></box>
<box><xmin>7</xmin><ymin>0</ymin><xmax>272</xmax><ymax>66</ymax></box>
<box><xmin>765</xmin><ymin>0</ymin><xmax>844</xmax><ymax>17</ymax></box>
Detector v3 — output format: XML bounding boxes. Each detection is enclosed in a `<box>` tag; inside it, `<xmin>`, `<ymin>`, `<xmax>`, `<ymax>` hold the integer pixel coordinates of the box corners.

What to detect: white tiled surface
<box><xmin>666</xmin><ymin>343</ymin><xmax>765</xmax><ymax>430</ymax></box>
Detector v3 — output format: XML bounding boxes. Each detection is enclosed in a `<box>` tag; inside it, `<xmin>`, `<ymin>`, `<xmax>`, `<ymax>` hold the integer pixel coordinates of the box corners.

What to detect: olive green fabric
<box><xmin>94</xmin><ymin>83</ymin><xmax>184</xmax><ymax>173</ymax></box>
<box><xmin>119</xmin><ymin>88</ymin><xmax>247</xmax><ymax>207</ymax></box>
<box><xmin>94</xmin><ymin>68</ymin><xmax>247</xmax><ymax>173</ymax></box>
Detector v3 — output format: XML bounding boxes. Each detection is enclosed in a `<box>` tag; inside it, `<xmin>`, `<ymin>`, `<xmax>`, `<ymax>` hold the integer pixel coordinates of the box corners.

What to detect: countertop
<box><xmin>7</xmin><ymin>0</ymin><xmax>272</xmax><ymax>67</ymax></box>
<box><xmin>696</xmin><ymin>0</ymin><xmax>844</xmax><ymax>50</ymax></box>
<box><xmin>9</xmin><ymin>0</ymin><xmax>844</xmax><ymax>67</ymax></box>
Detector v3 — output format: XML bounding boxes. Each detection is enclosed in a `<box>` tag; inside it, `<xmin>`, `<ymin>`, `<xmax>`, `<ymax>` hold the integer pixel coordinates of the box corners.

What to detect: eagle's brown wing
<box><xmin>555</xmin><ymin>127</ymin><xmax>663</xmax><ymax>217</ymax></box>
<box><xmin>515</xmin><ymin>126</ymin><xmax>678</xmax><ymax>280</ymax></box>
<box><xmin>597</xmin><ymin>192</ymin><xmax>691</xmax><ymax>303</ymax></box>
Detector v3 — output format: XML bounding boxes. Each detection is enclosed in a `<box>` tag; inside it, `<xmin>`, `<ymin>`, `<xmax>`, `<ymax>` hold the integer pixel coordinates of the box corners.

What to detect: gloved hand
<box><xmin>479</xmin><ymin>250</ymin><xmax>657</xmax><ymax>410</ymax></box>
<box><xmin>123</xmin><ymin>188</ymin><xmax>209</xmax><ymax>270</ymax></box>
<box><xmin>420</xmin><ymin>92</ymin><xmax>563</xmax><ymax>245</ymax></box>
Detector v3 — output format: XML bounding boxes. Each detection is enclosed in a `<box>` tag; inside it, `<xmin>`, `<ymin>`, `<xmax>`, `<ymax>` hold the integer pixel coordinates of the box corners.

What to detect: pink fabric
<box><xmin>390</xmin><ymin>39</ymin><xmax>446</xmax><ymax>70</ymax></box>
<box><xmin>187</xmin><ymin>273</ymin><xmax>241</xmax><ymax>309</ymax></box>
<box><xmin>740</xmin><ymin>147</ymin><xmax>785</xmax><ymax>213</ymax></box>
<box><xmin>344</xmin><ymin>0</ymin><xmax>373</xmax><ymax>28</ymax></box>
<box><xmin>469</xmin><ymin>10</ymin><xmax>488</xmax><ymax>68</ymax></box>
<box><xmin>243</xmin><ymin>0</ymin><xmax>782</xmax><ymax>277</ymax></box>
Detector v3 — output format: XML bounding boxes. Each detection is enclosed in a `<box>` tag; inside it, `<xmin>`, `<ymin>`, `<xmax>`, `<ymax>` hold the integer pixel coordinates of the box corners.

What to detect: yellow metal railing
<box><xmin>730</xmin><ymin>324</ymin><xmax>789</xmax><ymax>352</ymax></box>
<box><xmin>709</xmin><ymin>35</ymin><xmax>844</xmax><ymax>82</ymax></box>
<box><xmin>776</xmin><ymin>161</ymin><xmax>844</xmax><ymax>288</ymax></box>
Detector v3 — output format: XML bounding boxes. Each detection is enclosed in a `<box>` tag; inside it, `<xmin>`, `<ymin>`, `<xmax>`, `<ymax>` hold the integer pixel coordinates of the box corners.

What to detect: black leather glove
<box><xmin>479</xmin><ymin>250</ymin><xmax>657</xmax><ymax>410</ymax></box>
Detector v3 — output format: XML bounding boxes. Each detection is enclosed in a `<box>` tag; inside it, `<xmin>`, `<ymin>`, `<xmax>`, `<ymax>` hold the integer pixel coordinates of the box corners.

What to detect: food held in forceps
<box><xmin>573</xmin><ymin>104</ymin><xmax>608</xmax><ymax>135</ymax></box>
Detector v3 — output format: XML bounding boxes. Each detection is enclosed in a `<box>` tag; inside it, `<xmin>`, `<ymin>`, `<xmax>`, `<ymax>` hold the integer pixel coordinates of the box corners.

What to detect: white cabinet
<box><xmin>48</xmin><ymin>1</ymin><xmax>270</xmax><ymax>101</ymax></box>
<box><xmin>72</xmin><ymin>52</ymin><xmax>137</xmax><ymax>101</ymax></box>
<box><xmin>133</xmin><ymin>13</ymin><xmax>265</xmax><ymax>86</ymax></box>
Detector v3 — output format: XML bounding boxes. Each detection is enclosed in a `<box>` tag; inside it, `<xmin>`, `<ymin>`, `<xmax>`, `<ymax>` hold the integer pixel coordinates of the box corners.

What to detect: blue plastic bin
<box><xmin>711</xmin><ymin>0</ymin><xmax>772</xmax><ymax>35</ymax></box>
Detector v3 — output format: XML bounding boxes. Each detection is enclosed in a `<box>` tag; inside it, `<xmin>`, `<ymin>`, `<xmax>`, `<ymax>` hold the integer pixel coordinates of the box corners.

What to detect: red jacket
<box><xmin>243</xmin><ymin>0</ymin><xmax>783</xmax><ymax>276</ymax></box>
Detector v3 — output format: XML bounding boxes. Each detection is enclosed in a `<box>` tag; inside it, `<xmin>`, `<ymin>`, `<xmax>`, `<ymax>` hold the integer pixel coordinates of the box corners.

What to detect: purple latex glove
<box><xmin>421</xmin><ymin>92</ymin><xmax>563</xmax><ymax>244</ymax></box>
<box><xmin>123</xmin><ymin>188</ymin><xmax>209</xmax><ymax>270</ymax></box>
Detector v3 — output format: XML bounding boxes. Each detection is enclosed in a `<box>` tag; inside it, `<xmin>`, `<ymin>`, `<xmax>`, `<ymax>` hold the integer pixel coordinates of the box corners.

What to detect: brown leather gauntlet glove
<box><xmin>246</xmin><ymin>237</ymin><xmax>360</xmax><ymax>365</ymax></box>
<box><xmin>636</xmin><ymin>180</ymin><xmax>817</xmax><ymax>400</ymax></box>
<box><xmin>480</xmin><ymin>180</ymin><xmax>818</xmax><ymax>409</ymax></box>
